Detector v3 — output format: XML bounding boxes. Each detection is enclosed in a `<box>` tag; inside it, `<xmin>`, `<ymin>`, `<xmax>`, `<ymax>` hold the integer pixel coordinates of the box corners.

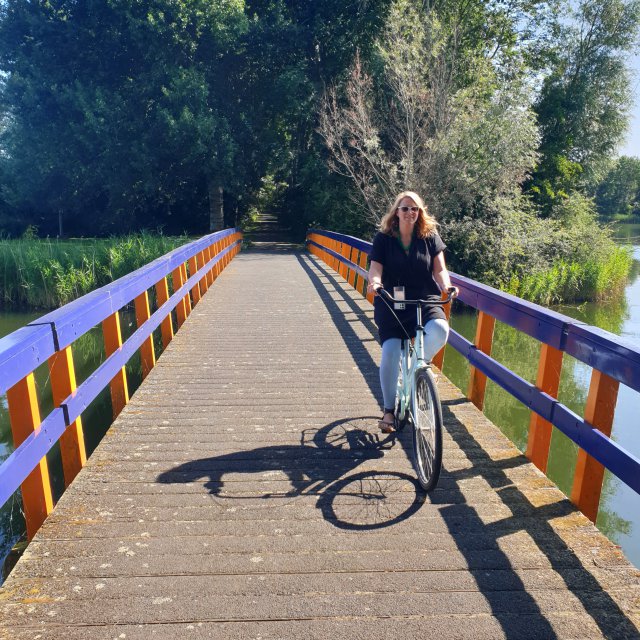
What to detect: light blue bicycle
<box><xmin>377</xmin><ymin>287</ymin><xmax>455</xmax><ymax>491</ymax></box>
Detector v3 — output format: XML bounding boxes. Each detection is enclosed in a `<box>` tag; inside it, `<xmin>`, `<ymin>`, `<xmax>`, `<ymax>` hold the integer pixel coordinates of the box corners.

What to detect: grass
<box><xmin>505</xmin><ymin>245</ymin><xmax>634</xmax><ymax>305</ymax></box>
<box><xmin>0</xmin><ymin>232</ymin><xmax>189</xmax><ymax>310</ymax></box>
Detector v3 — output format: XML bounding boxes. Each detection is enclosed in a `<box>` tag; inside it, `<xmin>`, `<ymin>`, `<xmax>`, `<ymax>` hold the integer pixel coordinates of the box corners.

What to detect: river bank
<box><xmin>0</xmin><ymin>233</ymin><xmax>188</xmax><ymax>309</ymax></box>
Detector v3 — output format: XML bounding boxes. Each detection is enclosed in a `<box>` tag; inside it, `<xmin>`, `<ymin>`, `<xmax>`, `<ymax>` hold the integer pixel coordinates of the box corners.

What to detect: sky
<box><xmin>618</xmin><ymin>52</ymin><xmax>640</xmax><ymax>158</ymax></box>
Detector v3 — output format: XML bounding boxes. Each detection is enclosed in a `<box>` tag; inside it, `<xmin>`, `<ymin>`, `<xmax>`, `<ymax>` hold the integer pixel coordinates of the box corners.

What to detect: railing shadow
<box><xmin>295</xmin><ymin>252</ymin><xmax>638</xmax><ymax>639</ymax></box>
<box><xmin>157</xmin><ymin>417</ymin><xmax>424</xmax><ymax>530</ymax></box>
<box><xmin>439</xmin><ymin>399</ymin><xmax>639</xmax><ymax>639</ymax></box>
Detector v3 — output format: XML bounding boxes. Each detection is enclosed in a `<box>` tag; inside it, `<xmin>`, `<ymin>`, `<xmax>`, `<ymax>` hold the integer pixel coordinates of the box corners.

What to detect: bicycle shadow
<box><xmin>157</xmin><ymin>417</ymin><xmax>424</xmax><ymax>530</ymax></box>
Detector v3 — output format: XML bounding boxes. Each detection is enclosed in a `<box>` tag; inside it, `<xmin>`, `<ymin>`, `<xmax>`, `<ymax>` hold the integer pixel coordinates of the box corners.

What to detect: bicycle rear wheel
<box><xmin>411</xmin><ymin>367</ymin><xmax>443</xmax><ymax>491</ymax></box>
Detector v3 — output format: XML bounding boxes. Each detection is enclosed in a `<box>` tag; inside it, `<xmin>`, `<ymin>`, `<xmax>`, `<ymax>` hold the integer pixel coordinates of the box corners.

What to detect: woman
<box><xmin>367</xmin><ymin>191</ymin><xmax>457</xmax><ymax>433</ymax></box>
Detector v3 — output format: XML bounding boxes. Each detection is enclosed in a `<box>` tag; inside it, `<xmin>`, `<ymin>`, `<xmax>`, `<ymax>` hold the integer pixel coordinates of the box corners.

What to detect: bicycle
<box><xmin>376</xmin><ymin>287</ymin><xmax>456</xmax><ymax>492</ymax></box>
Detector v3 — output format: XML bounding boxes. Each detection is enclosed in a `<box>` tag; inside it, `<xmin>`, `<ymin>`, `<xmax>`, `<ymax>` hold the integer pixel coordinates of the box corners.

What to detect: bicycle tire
<box><xmin>411</xmin><ymin>367</ymin><xmax>443</xmax><ymax>491</ymax></box>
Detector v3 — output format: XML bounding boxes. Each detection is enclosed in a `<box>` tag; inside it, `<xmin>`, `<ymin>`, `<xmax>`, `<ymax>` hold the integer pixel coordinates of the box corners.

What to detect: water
<box><xmin>443</xmin><ymin>223</ymin><xmax>640</xmax><ymax>569</ymax></box>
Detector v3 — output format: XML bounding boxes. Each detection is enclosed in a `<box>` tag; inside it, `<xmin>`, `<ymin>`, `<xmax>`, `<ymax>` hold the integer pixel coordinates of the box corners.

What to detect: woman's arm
<box><xmin>367</xmin><ymin>260</ymin><xmax>383</xmax><ymax>294</ymax></box>
<box><xmin>432</xmin><ymin>252</ymin><xmax>458</xmax><ymax>296</ymax></box>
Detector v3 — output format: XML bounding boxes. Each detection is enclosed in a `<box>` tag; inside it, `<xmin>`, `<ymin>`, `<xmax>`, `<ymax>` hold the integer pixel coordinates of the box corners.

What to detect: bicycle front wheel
<box><xmin>411</xmin><ymin>368</ymin><xmax>443</xmax><ymax>491</ymax></box>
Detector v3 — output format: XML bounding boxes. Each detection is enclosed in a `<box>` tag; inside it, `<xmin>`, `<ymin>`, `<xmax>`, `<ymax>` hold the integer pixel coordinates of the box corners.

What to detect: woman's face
<box><xmin>396</xmin><ymin>197</ymin><xmax>420</xmax><ymax>226</ymax></box>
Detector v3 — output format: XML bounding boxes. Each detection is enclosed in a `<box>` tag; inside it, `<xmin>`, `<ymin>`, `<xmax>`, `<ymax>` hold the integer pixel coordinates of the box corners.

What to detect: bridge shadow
<box><xmin>157</xmin><ymin>417</ymin><xmax>425</xmax><ymax>530</ymax></box>
<box><xmin>296</xmin><ymin>253</ymin><xmax>638</xmax><ymax>639</ymax></box>
<box><xmin>438</xmin><ymin>400</ymin><xmax>640</xmax><ymax>639</ymax></box>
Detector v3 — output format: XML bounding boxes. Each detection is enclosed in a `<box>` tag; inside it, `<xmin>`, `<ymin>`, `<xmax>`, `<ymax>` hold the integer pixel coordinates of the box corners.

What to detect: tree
<box><xmin>529</xmin><ymin>0</ymin><xmax>640</xmax><ymax>213</ymax></box>
<box><xmin>318</xmin><ymin>0</ymin><xmax>540</xmax><ymax>225</ymax></box>
<box><xmin>595</xmin><ymin>156</ymin><xmax>640</xmax><ymax>218</ymax></box>
<box><xmin>236</xmin><ymin>0</ymin><xmax>392</xmax><ymax>234</ymax></box>
<box><xmin>0</xmin><ymin>0</ymin><xmax>247</xmax><ymax>235</ymax></box>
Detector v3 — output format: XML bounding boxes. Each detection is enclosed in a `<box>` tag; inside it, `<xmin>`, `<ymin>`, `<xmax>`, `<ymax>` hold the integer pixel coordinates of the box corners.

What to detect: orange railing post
<box><xmin>171</xmin><ymin>267</ymin><xmax>188</xmax><ymax>328</ymax></box>
<box><xmin>322</xmin><ymin>237</ymin><xmax>331</xmax><ymax>266</ymax></box>
<box><xmin>338</xmin><ymin>242</ymin><xmax>348</xmax><ymax>279</ymax></box>
<box><xmin>49</xmin><ymin>346</ymin><xmax>87</xmax><ymax>486</ymax></box>
<box><xmin>358</xmin><ymin>251</ymin><xmax>369</xmax><ymax>298</ymax></box>
<box><xmin>181</xmin><ymin>263</ymin><xmax>192</xmax><ymax>315</ymax></box>
<box><xmin>188</xmin><ymin>255</ymin><xmax>201</xmax><ymax>305</ymax></box>
<box><xmin>212</xmin><ymin>242</ymin><xmax>221</xmax><ymax>279</ymax></box>
<box><xmin>571</xmin><ymin>369</ymin><xmax>620</xmax><ymax>522</ymax></box>
<box><xmin>102</xmin><ymin>311</ymin><xmax>130</xmax><ymax>418</ymax></box>
<box><xmin>155</xmin><ymin>277</ymin><xmax>174</xmax><ymax>349</ymax></box>
<box><xmin>134</xmin><ymin>291</ymin><xmax>156</xmax><ymax>378</ymax></box>
<box><xmin>204</xmin><ymin>245</ymin><xmax>214</xmax><ymax>287</ymax></box>
<box><xmin>6</xmin><ymin>374</ymin><xmax>54</xmax><ymax>539</ymax></box>
<box><xmin>526</xmin><ymin>344</ymin><xmax>564</xmax><ymax>473</ymax></box>
<box><xmin>197</xmin><ymin>250</ymin><xmax>209</xmax><ymax>294</ymax></box>
<box><xmin>331</xmin><ymin>239</ymin><xmax>339</xmax><ymax>271</ymax></box>
<box><xmin>321</xmin><ymin>237</ymin><xmax>330</xmax><ymax>266</ymax></box>
<box><xmin>467</xmin><ymin>311</ymin><xmax>496</xmax><ymax>410</ymax></box>
<box><xmin>221</xmin><ymin>238</ymin><xmax>228</xmax><ymax>269</ymax></box>
<box><xmin>347</xmin><ymin>246</ymin><xmax>357</xmax><ymax>288</ymax></box>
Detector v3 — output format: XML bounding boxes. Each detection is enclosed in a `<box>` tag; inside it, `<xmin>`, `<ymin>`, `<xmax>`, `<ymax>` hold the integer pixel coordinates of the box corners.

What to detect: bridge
<box><xmin>0</xmin><ymin>220</ymin><xmax>639</xmax><ymax>639</ymax></box>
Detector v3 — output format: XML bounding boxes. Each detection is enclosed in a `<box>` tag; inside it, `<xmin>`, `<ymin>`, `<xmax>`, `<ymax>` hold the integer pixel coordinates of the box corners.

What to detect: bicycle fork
<box><xmin>399</xmin><ymin>341</ymin><xmax>416</xmax><ymax>422</ymax></box>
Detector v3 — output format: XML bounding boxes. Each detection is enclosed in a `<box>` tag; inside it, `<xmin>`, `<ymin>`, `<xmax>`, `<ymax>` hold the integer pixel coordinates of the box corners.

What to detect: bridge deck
<box><xmin>1</xmin><ymin>247</ymin><xmax>639</xmax><ymax>639</ymax></box>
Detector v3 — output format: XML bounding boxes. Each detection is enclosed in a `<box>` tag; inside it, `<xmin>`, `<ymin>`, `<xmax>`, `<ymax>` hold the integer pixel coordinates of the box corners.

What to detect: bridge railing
<box><xmin>0</xmin><ymin>229</ymin><xmax>243</xmax><ymax>539</ymax></box>
<box><xmin>307</xmin><ymin>229</ymin><xmax>640</xmax><ymax>523</ymax></box>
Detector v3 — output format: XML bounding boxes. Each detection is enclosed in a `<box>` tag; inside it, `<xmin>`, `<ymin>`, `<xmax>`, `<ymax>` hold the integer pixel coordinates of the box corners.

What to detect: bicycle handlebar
<box><xmin>376</xmin><ymin>286</ymin><xmax>456</xmax><ymax>306</ymax></box>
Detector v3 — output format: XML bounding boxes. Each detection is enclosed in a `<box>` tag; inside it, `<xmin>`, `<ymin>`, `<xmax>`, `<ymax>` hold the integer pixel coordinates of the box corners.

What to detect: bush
<box><xmin>444</xmin><ymin>192</ymin><xmax>632</xmax><ymax>304</ymax></box>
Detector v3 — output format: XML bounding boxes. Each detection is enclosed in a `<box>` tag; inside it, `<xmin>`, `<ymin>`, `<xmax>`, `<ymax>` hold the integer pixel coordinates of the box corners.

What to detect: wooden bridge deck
<box><xmin>1</xmin><ymin>247</ymin><xmax>639</xmax><ymax>639</ymax></box>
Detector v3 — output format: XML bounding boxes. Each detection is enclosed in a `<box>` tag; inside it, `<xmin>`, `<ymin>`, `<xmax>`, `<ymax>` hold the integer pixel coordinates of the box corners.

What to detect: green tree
<box><xmin>595</xmin><ymin>155</ymin><xmax>640</xmax><ymax>218</ymax></box>
<box><xmin>529</xmin><ymin>0</ymin><xmax>640</xmax><ymax>213</ymax></box>
<box><xmin>237</xmin><ymin>0</ymin><xmax>392</xmax><ymax>235</ymax></box>
<box><xmin>318</xmin><ymin>0</ymin><xmax>540</xmax><ymax>225</ymax></box>
<box><xmin>0</xmin><ymin>0</ymin><xmax>247</xmax><ymax>236</ymax></box>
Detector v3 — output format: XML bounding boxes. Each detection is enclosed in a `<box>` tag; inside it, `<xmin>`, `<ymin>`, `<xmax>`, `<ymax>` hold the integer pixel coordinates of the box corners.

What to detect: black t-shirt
<box><xmin>369</xmin><ymin>231</ymin><xmax>447</xmax><ymax>343</ymax></box>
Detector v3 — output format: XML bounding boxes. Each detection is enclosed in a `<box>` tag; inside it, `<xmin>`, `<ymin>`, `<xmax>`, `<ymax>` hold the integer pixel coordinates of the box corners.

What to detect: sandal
<box><xmin>378</xmin><ymin>416</ymin><xmax>395</xmax><ymax>434</ymax></box>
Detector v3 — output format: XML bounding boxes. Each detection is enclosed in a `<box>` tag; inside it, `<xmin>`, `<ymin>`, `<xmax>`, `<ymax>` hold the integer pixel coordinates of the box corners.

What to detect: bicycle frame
<box><xmin>396</xmin><ymin>305</ymin><xmax>431</xmax><ymax>425</ymax></box>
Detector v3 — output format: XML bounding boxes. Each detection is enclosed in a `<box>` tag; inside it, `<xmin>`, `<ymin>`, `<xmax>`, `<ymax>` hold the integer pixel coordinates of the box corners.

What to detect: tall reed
<box><xmin>0</xmin><ymin>233</ymin><xmax>188</xmax><ymax>310</ymax></box>
<box><xmin>506</xmin><ymin>245</ymin><xmax>633</xmax><ymax>305</ymax></box>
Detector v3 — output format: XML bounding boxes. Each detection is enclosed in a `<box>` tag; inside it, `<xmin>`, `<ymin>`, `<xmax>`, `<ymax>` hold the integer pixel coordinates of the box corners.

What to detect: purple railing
<box><xmin>0</xmin><ymin>229</ymin><xmax>242</xmax><ymax>539</ymax></box>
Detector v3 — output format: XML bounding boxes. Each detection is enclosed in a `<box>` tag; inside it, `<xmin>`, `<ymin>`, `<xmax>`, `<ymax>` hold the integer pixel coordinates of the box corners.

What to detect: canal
<box><xmin>1</xmin><ymin>228</ymin><xmax>639</xmax><ymax>581</ymax></box>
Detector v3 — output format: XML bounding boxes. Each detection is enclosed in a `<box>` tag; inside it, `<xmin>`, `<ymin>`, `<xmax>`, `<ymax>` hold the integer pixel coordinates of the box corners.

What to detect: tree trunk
<box><xmin>58</xmin><ymin>209</ymin><xmax>64</xmax><ymax>238</ymax></box>
<box><xmin>208</xmin><ymin>178</ymin><xmax>224</xmax><ymax>231</ymax></box>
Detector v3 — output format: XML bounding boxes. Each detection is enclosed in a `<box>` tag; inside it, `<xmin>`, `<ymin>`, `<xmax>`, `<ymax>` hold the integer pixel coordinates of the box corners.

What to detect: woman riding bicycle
<box><xmin>367</xmin><ymin>191</ymin><xmax>458</xmax><ymax>433</ymax></box>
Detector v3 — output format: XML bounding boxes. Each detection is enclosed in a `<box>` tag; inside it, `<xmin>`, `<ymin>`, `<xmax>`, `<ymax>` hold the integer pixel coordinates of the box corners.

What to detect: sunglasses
<box><xmin>397</xmin><ymin>206</ymin><xmax>419</xmax><ymax>213</ymax></box>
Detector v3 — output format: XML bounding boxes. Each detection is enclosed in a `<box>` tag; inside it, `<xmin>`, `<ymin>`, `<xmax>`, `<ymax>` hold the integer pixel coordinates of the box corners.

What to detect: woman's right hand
<box><xmin>367</xmin><ymin>281</ymin><xmax>382</xmax><ymax>295</ymax></box>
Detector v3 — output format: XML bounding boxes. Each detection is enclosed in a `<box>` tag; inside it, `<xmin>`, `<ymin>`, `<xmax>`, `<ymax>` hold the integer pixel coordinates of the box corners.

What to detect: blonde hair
<box><xmin>380</xmin><ymin>191</ymin><xmax>438</xmax><ymax>239</ymax></box>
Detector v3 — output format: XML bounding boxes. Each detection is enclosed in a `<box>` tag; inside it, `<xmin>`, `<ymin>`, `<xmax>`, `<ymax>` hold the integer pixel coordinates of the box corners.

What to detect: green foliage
<box><xmin>0</xmin><ymin>0</ymin><xmax>248</xmax><ymax>235</ymax></box>
<box><xmin>319</xmin><ymin>0</ymin><xmax>541</xmax><ymax>225</ymax></box>
<box><xmin>595</xmin><ymin>156</ymin><xmax>640</xmax><ymax>219</ymax></box>
<box><xmin>445</xmin><ymin>191</ymin><xmax>632</xmax><ymax>304</ymax></box>
<box><xmin>0</xmin><ymin>233</ymin><xmax>188</xmax><ymax>309</ymax></box>
<box><xmin>529</xmin><ymin>0</ymin><xmax>640</xmax><ymax>211</ymax></box>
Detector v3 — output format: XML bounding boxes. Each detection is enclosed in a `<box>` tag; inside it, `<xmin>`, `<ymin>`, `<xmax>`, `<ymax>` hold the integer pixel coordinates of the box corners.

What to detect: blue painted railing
<box><xmin>0</xmin><ymin>229</ymin><xmax>242</xmax><ymax>537</ymax></box>
<box><xmin>307</xmin><ymin>229</ymin><xmax>640</xmax><ymax>521</ymax></box>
